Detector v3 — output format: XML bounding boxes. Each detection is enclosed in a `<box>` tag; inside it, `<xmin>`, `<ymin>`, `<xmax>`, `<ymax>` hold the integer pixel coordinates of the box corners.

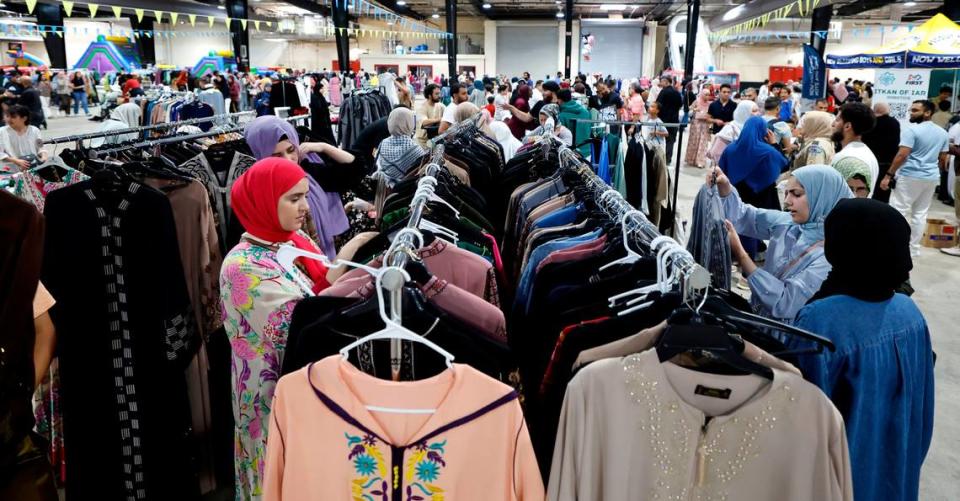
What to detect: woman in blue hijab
<box><xmin>718</xmin><ymin>116</ymin><xmax>789</xmax><ymax>260</ymax></box>
<box><xmin>707</xmin><ymin>164</ymin><xmax>853</xmax><ymax>321</ymax></box>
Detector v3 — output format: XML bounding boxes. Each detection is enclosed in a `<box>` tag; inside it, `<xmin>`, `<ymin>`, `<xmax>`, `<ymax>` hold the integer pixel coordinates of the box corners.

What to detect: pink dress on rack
<box><xmin>329</xmin><ymin>76</ymin><xmax>342</xmax><ymax>107</ymax></box>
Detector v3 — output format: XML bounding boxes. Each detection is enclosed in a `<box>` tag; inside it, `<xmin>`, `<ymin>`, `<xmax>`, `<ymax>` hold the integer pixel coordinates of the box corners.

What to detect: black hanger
<box><xmin>657</xmin><ymin>309</ymin><xmax>774</xmax><ymax>380</ymax></box>
<box><xmin>697</xmin><ymin>296</ymin><xmax>835</xmax><ymax>353</ymax></box>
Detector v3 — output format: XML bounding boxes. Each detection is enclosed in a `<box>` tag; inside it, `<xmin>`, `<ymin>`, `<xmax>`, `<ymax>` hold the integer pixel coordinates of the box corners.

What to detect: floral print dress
<box><xmin>220</xmin><ymin>234</ymin><xmax>314</xmax><ymax>500</ymax></box>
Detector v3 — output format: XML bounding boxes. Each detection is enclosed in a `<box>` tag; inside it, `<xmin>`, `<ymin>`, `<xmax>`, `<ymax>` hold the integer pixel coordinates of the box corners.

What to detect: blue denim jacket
<box><xmin>790</xmin><ymin>294</ymin><xmax>935</xmax><ymax>501</ymax></box>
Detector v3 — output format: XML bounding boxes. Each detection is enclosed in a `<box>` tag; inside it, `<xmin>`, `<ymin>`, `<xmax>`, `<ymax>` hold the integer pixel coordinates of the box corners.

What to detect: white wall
<box><xmin>249</xmin><ymin>39</ymin><xmax>339</xmax><ymax>69</ymax></box>
<box><xmin>63</xmin><ymin>19</ymin><xmax>134</xmax><ymax>68</ymax></box>
<box><xmin>357</xmin><ymin>54</ymin><xmax>486</xmax><ymax>78</ymax></box>
<box><xmin>153</xmin><ymin>22</ymin><xmax>231</xmax><ymax>68</ymax></box>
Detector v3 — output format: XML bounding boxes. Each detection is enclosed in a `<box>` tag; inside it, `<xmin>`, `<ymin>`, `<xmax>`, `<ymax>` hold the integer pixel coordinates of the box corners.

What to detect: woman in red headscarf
<box><xmin>507</xmin><ymin>84</ymin><xmax>532</xmax><ymax>140</ymax></box>
<box><xmin>219</xmin><ymin>157</ymin><xmax>331</xmax><ymax>499</ymax></box>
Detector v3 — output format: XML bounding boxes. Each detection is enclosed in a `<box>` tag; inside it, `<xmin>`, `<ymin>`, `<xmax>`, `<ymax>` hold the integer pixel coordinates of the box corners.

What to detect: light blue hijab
<box><xmin>790</xmin><ymin>164</ymin><xmax>853</xmax><ymax>246</ymax></box>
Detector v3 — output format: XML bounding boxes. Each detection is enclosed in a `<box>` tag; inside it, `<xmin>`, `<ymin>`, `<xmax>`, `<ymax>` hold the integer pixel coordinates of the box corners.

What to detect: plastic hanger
<box><xmin>598</xmin><ymin>209</ymin><xmax>645</xmax><ymax>272</ymax></box>
<box><xmin>276</xmin><ymin>245</ymin><xmax>380</xmax><ymax>297</ymax></box>
<box><xmin>616</xmin><ymin>245</ymin><xmax>688</xmax><ymax>316</ymax></box>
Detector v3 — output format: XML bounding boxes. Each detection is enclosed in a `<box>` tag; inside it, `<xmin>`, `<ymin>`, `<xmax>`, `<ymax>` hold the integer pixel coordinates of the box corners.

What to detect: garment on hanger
<box><xmin>42</xmin><ymin>178</ymin><xmax>200</xmax><ymax>500</ymax></box>
<box><xmin>547</xmin><ymin>349</ymin><xmax>853</xmax><ymax>501</ymax></box>
<box><xmin>263</xmin><ymin>356</ymin><xmax>544</xmax><ymax>501</ymax></box>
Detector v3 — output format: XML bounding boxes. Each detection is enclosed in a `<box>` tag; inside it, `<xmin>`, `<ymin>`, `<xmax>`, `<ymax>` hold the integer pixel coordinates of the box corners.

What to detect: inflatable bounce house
<box><xmin>5</xmin><ymin>47</ymin><xmax>47</xmax><ymax>68</ymax></box>
<box><xmin>192</xmin><ymin>51</ymin><xmax>238</xmax><ymax>77</ymax></box>
<box><xmin>73</xmin><ymin>35</ymin><xmax>141</xmax><ymax>72</ymax></box>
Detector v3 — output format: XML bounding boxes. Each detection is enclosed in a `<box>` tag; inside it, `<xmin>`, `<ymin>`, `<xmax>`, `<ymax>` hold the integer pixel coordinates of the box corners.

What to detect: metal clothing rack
<box><xmin>91</xmin><ymin>114</ymin><xmax>309</xmax><ymax>157</ymax></box>
<box><xmin>378</xmin><ymin>144</ymin><xmax>448</xmax><ymax>378</ymax></box>
<box><xmin>427</xmin><ymin>112</ymin><xmax>485</xmax><ymax>147</ymax></box>
<box><xmin>44</xmin><ymin>111</ymin><xmax>257</xmax><ymax>145</ymax></box>
<box><xmin>556</xmin><ymin>144</ymin><xmax>710</xmax><ymax>300</ymax></box>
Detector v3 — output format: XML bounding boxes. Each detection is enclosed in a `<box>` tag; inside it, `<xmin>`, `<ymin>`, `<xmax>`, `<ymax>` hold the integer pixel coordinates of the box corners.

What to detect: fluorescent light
<box><xmin>600</xmin><ymin>4</ymin><xmax>627</xmax><ymax>10</ymax></box>
<box><xmin>264</xmin><ymin>38</ymin><xmax>287</xmax><ymax>42</ymax></box>
<box><xmin>556</xmin><ymin>12</ymin><xmax>564</xmax><ymax>18</ymax></box>
<box><xmin>397</xmin><ymin>0</ymin><xmax>406</xmax><ymax>5</ymax></box>
<box><xmin>904</xmin><ymin>1</ymin><xmax>916</xmax><ymax>6</ymax></box>
<box><xmin>722</xmin><ymin>4</ymin><xmax>745</xmax><ymax>21</ymax></box>
<box><xmin>432</xmin><ymin>13</ymin><xmax>439</xmax><ymax>18</ymax></box>
<box><xmin>482</xmin><ymin>3</ymin><xmax>491</xmax><ymax>8</ymax></box>
<box><xmin>217</xmin><ymin>5</ymin><xmax>226</xmax><ymax>10</ymax></box>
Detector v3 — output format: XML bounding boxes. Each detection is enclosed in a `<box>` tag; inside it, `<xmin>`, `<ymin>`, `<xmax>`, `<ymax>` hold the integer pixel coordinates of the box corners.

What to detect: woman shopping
<box><xmin>793</xmin><ymin>111</ymin><xmax>836</xmax><ymax>169</ymax></box>
<box><xmin>524</xmin><ymin>103</ymin><xmax>573</xmax><ymax>146</ymax></box>
<box><xmin>68</xmin><ymin>71</ymin><xmax>89</xmax><ymax>116</ymax></box>
<box><xmin>707</xmin><ymin>163</ymin><xmax>852</xmax><ymax>321</ymax></box>
<box><xmin>684</xmin><ymin>86</ymin><xmax>713</xmax><ymax>168</ymax></box>
<box><xmin>375</xmin><ymin>107</ymin><xmax>426</xmax><ymax>187</ymax></box>
<box><xmin>706</xmin><ymin>100</ymin><xmax>757</xmax><ymax>164</ymax></box>
<box><xmin>244</xmin><ymin>115</ymin><xmax>360</xmax><ymax>258</ymax></box>
<box><xmin>220</xmin><ymin>158</ymin><xmax>329</xmax><ymax>500</ymax></box>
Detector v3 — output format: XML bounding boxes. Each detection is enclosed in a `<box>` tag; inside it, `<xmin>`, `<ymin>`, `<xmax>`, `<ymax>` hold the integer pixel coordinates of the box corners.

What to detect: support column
<box><xmin>129</xmin><ymin>16</ymin><xmax>156</xmax><ymax>67</ymax></box>
<box><xmin>809</xmin><ymin>5</ymin><xmax>832</xmax><ymax>58</ymax></box>
<box><xmin>943</xmin><ymin>0</ymin><xmax>960</xmax><ymax>22</ymax></box>
<box><xmin>682</xmin><ymin>0</ymin><xmax>699</xmax><ymax>114</ymax></box>
<box><xmin>564</xmin><ymin>0</ymin><xmax>573</xmax><ymax>78</ymax></box>
<box><xmin>332</xmin><ymin>0</ymin><xmax>350</xmax><ymax>72</ymax></box>
<box><xmin>36</xmin><ymin>3</ymin><xmax>66</xmax><ymax>69</ymax></box>
<box><xmin>445</xmin><ymin>0</ymin><xmax>458</xmax><ymax>79</ymax></box>
<box><xmin>226</xmin><ymin>0</ymin><xmax>250</xmax><ymax>71</ymax></box>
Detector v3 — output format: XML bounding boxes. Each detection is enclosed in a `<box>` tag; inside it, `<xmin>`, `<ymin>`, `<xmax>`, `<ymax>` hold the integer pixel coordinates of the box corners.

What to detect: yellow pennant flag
<box><xmin>188</xmin><ymin>14</ymin><xmax>197</xmax><ymax>26</ymax></box>
<box><xmin>88</xmin><ymin>3</ymin><xmax>99</xmax><ymax>17</ymax></box>
<box><xmin>55</xmin><ymin>30</ymin><xmax>63</xmax><ymax>38</ymax></box>
<box><xmin>134</xmin><ymin>8</ymin><xmax>144</xmax><ymax>23</ymax></box>
<box><xmin>240</xmin><ymin>19</ymin><xmax>247</xmax><ymax>30</ymax></box>
<box><xmin>265</xmin><ymin>21</ymin><xmax>272</xmax><ymax>29</ymax></box>
<box><xmin>25</xmin><ymin>0</ymin><xmax>37</xmax><ymax>14</ymax></box>
<box><xmin>170</xmin><ymin>12</ymin><xmax>178</xmax><ymax>24</ymax></box>
<box><xmin>225</xmin><ymin>18</ymin><xmax>232</xmax><ymax>29</ymax></box>
<box><xmin>153</xmin><ymin>11</ymin><xmax>163</xmax><ymax>22</ymax></box>
<box><xmin>61</xmin><ymin>0</ymin><xmax>75</xmax><ymax>17</ymax></box>
<box><xmin>39</xmin><ymin>28</ymin><xmax>47</xmax><ymax>38</ymax></box>
<box><xmin>208</xmin><ymin>16</ymin><xmax>215</xmax><ymax>28</ymax></box>
<box><xmin>112</xmin><ymin>5</ymin><xmax>122</xmax><ymax>19</ymax></box>
<box><xmin>254</xmin><ymin>20</ymin><xmax>260</xmax><ymax>32</ymax></box>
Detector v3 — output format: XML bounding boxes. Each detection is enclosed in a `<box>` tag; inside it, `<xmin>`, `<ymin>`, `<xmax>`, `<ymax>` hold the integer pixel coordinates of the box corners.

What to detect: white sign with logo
<box><xmin>872</xmin><ymin>69</ymin><xmax>931</xmax><ymax>123</ymax></box>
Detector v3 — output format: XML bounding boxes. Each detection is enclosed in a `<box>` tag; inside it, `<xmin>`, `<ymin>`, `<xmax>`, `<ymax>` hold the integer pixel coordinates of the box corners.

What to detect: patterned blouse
<box><xmin>220</xmin><ymin>233</ymin><xmax>314</xmax><ymax>500</ymax></box>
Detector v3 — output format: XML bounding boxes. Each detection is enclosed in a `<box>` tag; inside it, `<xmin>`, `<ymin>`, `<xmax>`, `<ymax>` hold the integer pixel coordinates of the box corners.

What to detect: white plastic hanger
<box><xmin>599</xmin><ymin>209</ymin><xmax>645</xmax><ymax>272</ymax></box>
<box><xmin>276</xmin><ymin>245</ymin><xmax>380</xmax><ymax>297</ymax></box>
<box><xmin>338</xmin><ymin>266</ymin><xmax>456</xmax><ymax>414</ymax></box>
<box><xmin>607</xmin><ymin>235</ymin><xmax>677</xmax><ymax>306</ymax></box>
<box><xmin>618</xmin><ymin>245</ymin><xmax>687</xmax><ymax>316</ymax></box>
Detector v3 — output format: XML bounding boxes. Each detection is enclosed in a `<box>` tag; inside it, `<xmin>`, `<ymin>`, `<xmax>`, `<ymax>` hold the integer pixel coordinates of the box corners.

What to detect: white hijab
<box><xmin>717</xmin><ymin>100</ymin><xmax>758</xmax><ymax>143</ymax></box>
<box><xmin>489</xmin><ymin>121</ymin><xmax>522</xmax><ymax>162</ymax></box>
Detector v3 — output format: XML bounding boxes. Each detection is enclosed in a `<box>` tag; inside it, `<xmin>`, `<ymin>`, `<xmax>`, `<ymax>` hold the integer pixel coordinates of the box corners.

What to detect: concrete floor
<box><xmin>39</xmin><ymin>114</ymin><xmax>959</xmax><ymax>499</ymax></box>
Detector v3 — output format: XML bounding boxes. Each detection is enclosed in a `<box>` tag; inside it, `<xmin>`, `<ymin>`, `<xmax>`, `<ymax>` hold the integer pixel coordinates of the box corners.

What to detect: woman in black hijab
<box><xmin>789</xmin><ymin>198</ymin><xmax>933</xmax><ymax>501</ymax></box>
<box><xmin>310</xmin><ymin>77</ymin><xmax>336</xmax><ymax>145</ymax></box>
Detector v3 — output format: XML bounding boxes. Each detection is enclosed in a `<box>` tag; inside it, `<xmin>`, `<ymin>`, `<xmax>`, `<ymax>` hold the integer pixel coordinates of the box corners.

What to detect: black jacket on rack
<box><xmin>338</xmin><ymin>89</ymin><xmax>392</xmax><ymax>151</ymax></box>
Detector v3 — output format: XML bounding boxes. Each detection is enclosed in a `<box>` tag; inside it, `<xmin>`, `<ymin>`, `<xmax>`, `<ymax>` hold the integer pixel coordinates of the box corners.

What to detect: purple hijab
<box><xmin>244</xmin><ymin>115</ymin><xmax>349</xmax><ymax>258</ymax></box>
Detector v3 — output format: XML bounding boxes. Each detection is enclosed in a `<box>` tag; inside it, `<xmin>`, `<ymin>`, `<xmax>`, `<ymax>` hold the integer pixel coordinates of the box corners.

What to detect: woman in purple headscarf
<box><xmin>244</xmin><ymin>115</ymin><xmax>364</xmax><ymax>258</ymax></box>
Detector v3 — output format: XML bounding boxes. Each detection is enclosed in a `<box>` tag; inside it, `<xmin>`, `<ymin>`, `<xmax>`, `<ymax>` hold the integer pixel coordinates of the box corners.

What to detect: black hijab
<box><xmin>809</xmin><ymin>198</ymin><xmax>912</xmax><ymax>303</ymax></box>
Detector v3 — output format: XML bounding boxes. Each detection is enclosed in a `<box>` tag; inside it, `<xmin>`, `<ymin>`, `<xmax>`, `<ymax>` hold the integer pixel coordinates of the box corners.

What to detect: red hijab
<box><xmin>231</xmin><ymin>158</ymin><xmax>329</xmax><ymax>292</ymax></box>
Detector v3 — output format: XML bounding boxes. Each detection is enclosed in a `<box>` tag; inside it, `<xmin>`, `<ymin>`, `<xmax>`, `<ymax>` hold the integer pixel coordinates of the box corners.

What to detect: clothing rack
<box><xmin>91</xmin><ymin>114</ymin><xmax>308</xmax><ymax>157</ymax></box>
<box><xmin>44</xmin><ymin>111</ymin><xmax>257</xmax><ymax>145</ymax></box>
<box><xmin>378</xmin><ymin>143</ymin><xmax>448</xmax><ymax>378</ymax></box>
<box><xmin>556</xmin><ymin>144</ymin><xmax>711</xmax><ymax>301</ymax></box>
<box><xmin>428</xmin><ymin>112</ymin><xmax>485</xmax><ymax>147</ymax></box>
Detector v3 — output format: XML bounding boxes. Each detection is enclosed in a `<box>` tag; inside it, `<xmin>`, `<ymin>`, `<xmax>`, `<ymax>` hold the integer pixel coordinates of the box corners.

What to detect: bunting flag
<box><xmin>189</xmin><ymin>14</ymin><xmax>197</xmax><ymax>26</ymax></box>
<box><xmin>240</xmin><ymin>19</ymin><xmax>247</xmax><ymax>30</ymax></box>
<box><xmin>112</xmin><ymin>5</ymin><xmax>122</xmax><ymax>19</ymax></box>
<box><xmin>170</xmin><ymin>12</ymin><xmax>179</xmax><ymax>25</ymax></box>
<box><xmin>254</xmin><ymin>20</ymin><xmax>261</xmax><ymax>32</ymax></box>
<box><xmin>56</xmin><ymin>31</ymin><xmax>63</xmax><ymax>38</ymax></box>
<box><xmin>25</xmin><ymin>0</ymin><xmax>38</xmax><ymax>14</ymax></box>
<box><xmin>225</xmin><ymin>18</ymin><xmax>232</xmax><ymax>29</ymax></box>
<box><xmin>61</xmin><ymin>0</ymin><xmax>75</xmax><ymax>17</ymax></box>
<box><xmin>265</xmin><ymin>21</ymin><xmax>272</xmax><ymax>29</ymax></box>
<box><xmin>208</xmin><ymin>16</ymin><xmax>215</xmax><ymax>28</ymax></box>
<box><xmin>134</xmin><ymin>8</ymin><xmax>145</xmax><ymax>23</ymax></box>
<box><xmin>88</xmin><ymin>3</ymin><xmax>99</xmax><ymax>18</ymax></box>
<box><xmin>154</xmin><ymin>11</ymin><xmax>164</xmax><ymax>22</ymax></box>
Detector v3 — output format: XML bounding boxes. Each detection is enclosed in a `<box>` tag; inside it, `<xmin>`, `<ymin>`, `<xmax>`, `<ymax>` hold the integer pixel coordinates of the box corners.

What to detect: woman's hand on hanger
<box><xmin>706</xmin><ymin>166</ymin><xmax>732</xmax><ymax>197</ymax></box>
<box><xmin>9</xmin><ymin>157</ymin><xmax>31</xmax><ymax>171</ymax></box>
<box><xmin>725</xmin><ymin>219</ymin><xmax>757</xmax><ymax>277</ymax></box>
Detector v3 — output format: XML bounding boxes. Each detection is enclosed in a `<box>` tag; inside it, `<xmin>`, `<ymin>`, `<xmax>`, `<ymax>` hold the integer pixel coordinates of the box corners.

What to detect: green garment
<box><xmin>559</xmin><ymin>100</ymin><xmax>593</xmax><ymax>158</ymax></box>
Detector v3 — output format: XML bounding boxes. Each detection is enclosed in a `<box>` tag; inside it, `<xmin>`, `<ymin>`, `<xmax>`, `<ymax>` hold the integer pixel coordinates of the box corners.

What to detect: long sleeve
<box><xmin>263</xmin><ymin>381</ymin><xmax>287</xmax><ymax>501</ymax></box>
<box><xmin>831</xmin><ymin>414</ymin><xmax>855</xmax><ymax>501</ymax></box>
<box><xmin>512</xmin><ymin>410</ymin><xmax>545</xmax><ymax>500</ymax></box>
<box><xmin>720</xmin><ymin>187</ymin><xmax>792</xmax><ymax>241</ymax></box>
<box><xmin>547</xmin><ymin>376</ymin><xmax>586</xmax><ymax>501</ymax></box>
<box><xmin>746</xmin><ymin>251</ymin><xmax>831</xmax><ymax>320</ymax></box>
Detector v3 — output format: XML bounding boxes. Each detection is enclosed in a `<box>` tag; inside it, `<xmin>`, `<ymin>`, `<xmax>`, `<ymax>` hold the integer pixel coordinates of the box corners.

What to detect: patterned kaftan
<box><xmin>220</xmin><ymin>234</ymin><xmax>313</xmax><ymax>500</ymax></box>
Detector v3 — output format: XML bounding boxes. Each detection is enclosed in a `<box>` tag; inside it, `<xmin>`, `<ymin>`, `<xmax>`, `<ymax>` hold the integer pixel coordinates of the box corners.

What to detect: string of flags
<box><xmin>18</xmin><ymin>0</ymin><xmax>451</xmax><ymax>38</ymax></box>
<box><xmin>709</xmin><ymin>22</ymin><xmax>919</xmax><ymax>43</ymax></box>
<box><xmin>0</xmin><ymin>20</ymin><xmax>453</xmax><ymax>40</ymax></box>
<box><xmin>711</xmin><ymin>0</ymin><xmax>824</xmax><ymax>39</ymax></box>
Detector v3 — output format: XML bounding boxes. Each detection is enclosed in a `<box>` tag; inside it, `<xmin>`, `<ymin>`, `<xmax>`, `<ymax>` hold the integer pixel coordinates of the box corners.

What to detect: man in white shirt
<box><xmin>879</xmin><ymin>100</ymin><xmax>951</xmax><ymax>256</ymax></box>
<box><xmin>439</xmin><ymin>82</ymin><xmax>469</xmax><ymax>133</ymax></box>
<box><xmin>831</xmin><ymin>102</ymin><xmax>879</xmax><ymax>197</ymax></box>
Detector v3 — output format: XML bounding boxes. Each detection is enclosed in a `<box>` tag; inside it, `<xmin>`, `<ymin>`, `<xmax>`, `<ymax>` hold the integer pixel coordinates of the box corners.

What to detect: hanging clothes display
<box><xmin>337</xmin><ymin>88</ymin><xmax>392</xmax><ymax>151</ymax></box>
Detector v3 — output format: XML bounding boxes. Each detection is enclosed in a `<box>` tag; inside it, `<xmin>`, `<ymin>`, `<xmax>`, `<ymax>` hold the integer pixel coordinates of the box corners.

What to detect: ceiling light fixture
<box><xmin>556</xmin><ymin>12</ymin><xmax>564</xmax><ymax>18</ymax></box>
<box><xmin>904</xmin><ymin>1</ymin><xmax>916</xmax><ymax>6</ymax></box>
<box><xmin>217</xmin><ymin>5</ymin><xmax>226</xmax><ymax>10</ymax></box>
<box><xmin>482</xmin><ymin>3</ymin><xmax>491</xmax><ymax>8</ymax></box>
<box><xmin>599</xmin><ymin>4</ymin><xmax>627</xmax><ymax>10</ymax></box>
<box><xmin>722</xmin><ymin>5</ymin><xmax>745</xmax><ymax>21</ymax></box>
<box><xmin>432</xmin><ymin>13</ymin><xmax>440</xmax><ymax>18</ymax></box>
<box><xmin>397</xmin><ymin>0</ymin><xmax>406</xmax><ymax>5</ymax></box>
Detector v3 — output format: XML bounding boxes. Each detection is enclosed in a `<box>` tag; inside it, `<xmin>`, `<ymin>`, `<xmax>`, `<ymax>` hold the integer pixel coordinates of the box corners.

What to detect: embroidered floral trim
<box><xmin>346</xmin><ymin>432</ymin><xmax>448</xmax><ymax>501</ymax></box>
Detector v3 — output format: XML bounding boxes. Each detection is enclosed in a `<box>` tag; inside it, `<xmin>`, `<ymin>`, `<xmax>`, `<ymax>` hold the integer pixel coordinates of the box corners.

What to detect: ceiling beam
<box><xmin>280</xmin><ymin>0</ymin><xmax>332</xmax><ymax>16</ymax></box>
<box><xmin>375</xmin><ymin>0</ymin><xmax>428</xmax><ymax>21</ymax></box>
<box><xmin>468</xmin><ymin>0</ymin><xmax>496</xmax><ymax>20</ymax></box>
<box><xmin>834</xmin><ymin>0</ymin><xmax>896</xmax><ymax>17</ymax></box>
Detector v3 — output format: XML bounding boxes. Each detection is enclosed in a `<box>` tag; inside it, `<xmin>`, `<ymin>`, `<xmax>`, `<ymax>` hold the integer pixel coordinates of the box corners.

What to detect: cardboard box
<box><xmin>922</xmin><ymin>218</ymin><xmax>957</xmax><ymax>249</ymax></box>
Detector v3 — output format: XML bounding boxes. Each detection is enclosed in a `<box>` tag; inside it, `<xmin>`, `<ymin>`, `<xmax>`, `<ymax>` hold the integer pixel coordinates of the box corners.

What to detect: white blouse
<box><xmin>0</xmin><ymin>125</ymin><xmax>44</xmax><ymax>160</ymax></box>
<box><xmin>548</xmin><ymin>349</ymin><xmax>853</xmax><ymax>501</ymax></box>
